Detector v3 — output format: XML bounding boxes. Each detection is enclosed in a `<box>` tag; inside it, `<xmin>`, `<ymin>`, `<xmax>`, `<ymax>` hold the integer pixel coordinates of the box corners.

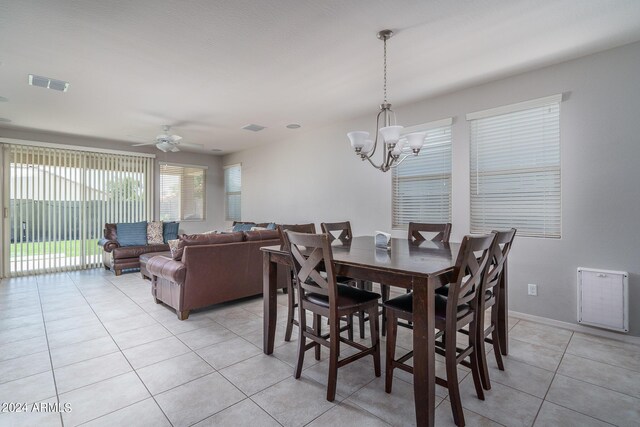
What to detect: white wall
<box><xmin>224</xmin><ymin>41</ymin><xmax>640</xmax><ymax>336</ymax></box>
<box><xmin>0</xmin><ymin>128</ymin><xmax>226</xmax><ymax>235</ymax></box>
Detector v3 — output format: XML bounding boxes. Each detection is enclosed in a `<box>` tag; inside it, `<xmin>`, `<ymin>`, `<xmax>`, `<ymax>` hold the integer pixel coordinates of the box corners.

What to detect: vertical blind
<box><xmin>159</xmin><ymin>163</ymin><xmax>206</xmax><ymax>221</ymax></box>
<box><xmin>4</xmin><ymin>144</ymin><xmax>153</xmax><ymax>276</ymax></box>
<box><xmin>468</xmin><ymin>96</ymin><xmax>561</xmax><ymax>238</ymax></box>
<box><xmin>392</xmin><ymin>125</ymin><xmax>452</xmax><ymax>228</ymax></box>
<box><xmin>224</xmin><ymin>164</ymin><xmax>241</xmax><ymax>221</ymax></box>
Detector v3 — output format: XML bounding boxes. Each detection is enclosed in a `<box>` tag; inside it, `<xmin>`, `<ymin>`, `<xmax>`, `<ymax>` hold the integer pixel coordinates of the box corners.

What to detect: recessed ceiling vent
<box><xmin>241</xmin><ymin>124</ymin><xmax>266</xmax><ymax>132</ymax></box>
<box><xmin>28</xmin><ymin>74</ymin><xmax>70</xmax><ymax>92</ymax></box>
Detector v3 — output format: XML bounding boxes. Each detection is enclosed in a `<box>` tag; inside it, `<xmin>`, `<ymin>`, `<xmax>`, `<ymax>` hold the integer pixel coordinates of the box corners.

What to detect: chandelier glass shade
<box><xmin>348</xmin><ymin>30</ymin><xmax>429</xmax><ymax>172</ymax></box>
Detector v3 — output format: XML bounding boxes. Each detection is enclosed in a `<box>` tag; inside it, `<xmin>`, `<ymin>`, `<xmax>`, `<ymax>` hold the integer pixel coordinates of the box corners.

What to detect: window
<box><xmin>224</xmin><ymin>163</ymin><xmax>241</xmax><ymax>221</ymax></box>
<box><xmin>4</xmin><ymin>143</ymin><xmax>153</xmax><ymax>276</ymax></box>
<box><xmin>468</xmin><ymin>94</ymin><xmax>561</xmax><ymax>238</ymax></box>
<box><xmin>392</xmin><ymin>120</ymin><xmax>452</xmax><ymax>229</ymax></box>
<box><xmin>159</xmin><ymin>163</ymin><xmax>206</xmax><ymax>221</ymax></box>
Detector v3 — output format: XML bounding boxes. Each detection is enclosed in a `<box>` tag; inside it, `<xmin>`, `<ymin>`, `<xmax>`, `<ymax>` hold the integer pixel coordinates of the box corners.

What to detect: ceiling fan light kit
<box><xmin>132</xmin><ymin>125</ymin><xmax>203</xmax><ymax>153</ymax></box>
<box><xmin>347</xmin><ymin>30</ymin><xmax>429</xmax><ymax>172</ymax></box>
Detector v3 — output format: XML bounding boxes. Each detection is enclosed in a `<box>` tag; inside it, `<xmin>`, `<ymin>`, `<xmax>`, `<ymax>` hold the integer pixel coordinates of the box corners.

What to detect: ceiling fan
<box><xmin>132</xmin><ymin>125</ymin><xmax>203</xmax><ymax>152</ymax></box>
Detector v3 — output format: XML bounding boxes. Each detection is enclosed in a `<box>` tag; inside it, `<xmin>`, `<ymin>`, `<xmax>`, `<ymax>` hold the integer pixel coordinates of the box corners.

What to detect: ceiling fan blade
<box><xmin>170</xmin><ymin>146</ymin><xmax>180</xmax><ymax>152</ymax></box>
<box><xmin>132</xmin><ymin>142</ymin><xmax>156</xmax><ymax>146</ymax></box>
<box><xmin>179</xmin><ymin>142</ymin><xmax>204</xmax><ymax>148</ymax></box>
<box><xmin>169</xmin><ymin>135</ymin><xmax>183</xmax><ymax>143</ymax></box>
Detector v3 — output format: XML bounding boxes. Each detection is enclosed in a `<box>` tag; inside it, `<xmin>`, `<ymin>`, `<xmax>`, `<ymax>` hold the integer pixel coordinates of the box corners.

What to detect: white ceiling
<box><xmin>1</xmin><ymin>0</ymin><xmax>640</xmax><ymax>154</ymax></box>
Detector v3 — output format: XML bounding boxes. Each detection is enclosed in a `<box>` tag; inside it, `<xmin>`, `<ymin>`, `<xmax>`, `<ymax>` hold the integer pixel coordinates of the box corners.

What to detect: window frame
<box><xmin>159</xmin><ymin>162</ymin><xmax>207</xmax><ymax>222</ymax></box>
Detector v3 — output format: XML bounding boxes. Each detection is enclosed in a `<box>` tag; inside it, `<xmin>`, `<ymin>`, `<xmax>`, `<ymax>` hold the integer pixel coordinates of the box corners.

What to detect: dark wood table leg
<box><xmin>412</xmin><ymin>277</ymin><xmax>436</xmax><ymax>427</ymax></box>
<box><xmin>263</xmin><ymin>252</ymin><xmax>278</xmax><ymax>355</ymax></box>
<box><xmin>498</xmin><ymin>263</ymin><xmax>508</xmax><ymax>356</ymax></box>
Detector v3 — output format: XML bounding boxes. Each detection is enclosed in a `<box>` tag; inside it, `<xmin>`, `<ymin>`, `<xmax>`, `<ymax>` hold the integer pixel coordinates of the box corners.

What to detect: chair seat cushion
<box><xmin>383</xmin><ymin>292</ymin><xmax>471</xmax><ymax>322</ymax></box>
<box><xmin>306</xmin><ymin>284</ymin><xmax>380</xmax><ymax>310</ymax></box>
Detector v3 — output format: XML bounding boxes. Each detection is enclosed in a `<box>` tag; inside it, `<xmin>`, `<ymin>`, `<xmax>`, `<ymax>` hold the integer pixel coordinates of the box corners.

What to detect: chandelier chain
<box><xmin>383</xmin><ymin>37</ymin><xmax>387</xmax><ymax>103</ymax></box>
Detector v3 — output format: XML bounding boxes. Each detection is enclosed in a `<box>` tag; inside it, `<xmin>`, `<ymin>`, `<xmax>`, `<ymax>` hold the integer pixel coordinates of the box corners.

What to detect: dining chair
<box><xmin>321</xmin><ymin>221</ymin><xmax>372</xmax><ymax>339</ymax></box>
<box><xmin>284</xmin><ymin>230</ymin><xmax>381</xmax><ymax>401</ymax></box>
<box><xmin>473</xmin><ymin>228</ymin><xmax>516</xmax><ymax>390</ymax></box>
<box><xmin>381</xmin><ymin>222</ymin><xmax>453</xmax><ymax>335</ymax></box>
<box><xmin>383</xmin><ymin>233</ymin><xmax>495</xmax><ymax>427</ymax></box>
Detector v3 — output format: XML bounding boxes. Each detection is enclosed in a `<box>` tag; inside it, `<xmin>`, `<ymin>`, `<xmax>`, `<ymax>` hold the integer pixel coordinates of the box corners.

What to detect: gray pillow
<box><xmin>116</xmin><ymin>221</ymin><xmax>148</xmax><ymax>246</ymax></box>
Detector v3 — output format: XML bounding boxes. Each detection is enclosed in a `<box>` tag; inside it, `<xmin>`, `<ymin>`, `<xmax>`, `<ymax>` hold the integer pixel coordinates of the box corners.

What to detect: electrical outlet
<box><xmin>528</xmin><ymin>283</ymin><xmax>538</xmax><ymax>296</ymax></box>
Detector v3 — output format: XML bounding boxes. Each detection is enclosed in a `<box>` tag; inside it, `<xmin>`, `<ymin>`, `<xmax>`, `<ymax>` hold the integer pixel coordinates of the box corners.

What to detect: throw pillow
<box><xmin>232</xmin><ymin>223</ymin><xmax>255</xmax><ymax>232</ymax></box>
<box><xmin>163</xmin><ymin>221</ymin><xmax>180</xmax><ymax>243</ymax></box>
<box><xmin>147</xmin><ymin>221</ymin><xmax>164</xmax><ymax>244</ymax></box>
<box><xmin>116</xmin><ymin>221</ymin><xmax>148</xmax><ymax>246</ymax></box>
<box><xmin>168</xmin><ymin>239</ymin><xmax>181</xmax><ymax>260</ymax></box>
<box><xmin>266</xmin><ymin>223</ymin><xmax>277</xmax><ymax>230</ymax></box>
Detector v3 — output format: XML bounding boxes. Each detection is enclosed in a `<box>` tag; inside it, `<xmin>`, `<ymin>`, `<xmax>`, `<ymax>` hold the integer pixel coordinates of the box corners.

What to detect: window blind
<box><xmin>392</xmin><ymin>125</ymin><xmax>452</xmax><ymax>228</ymax></box>
<box><xmin>224</xmin><ymin>164</ymin><xmax>241</xmax><ymax>221</ymax></box>
<box><xmin>159</xmin><ymin>163</ymin><xmax>206</xmax><ymax>221</ymax></box>
<box><xmin>469</xmin><ymin>97</ymin><xmax>561</xmax><ymax>238</ymax></box>
<box><xmin>4</xmin><ymin>144</ymin><xmax>153</xmax><ymax>276</ymax></box>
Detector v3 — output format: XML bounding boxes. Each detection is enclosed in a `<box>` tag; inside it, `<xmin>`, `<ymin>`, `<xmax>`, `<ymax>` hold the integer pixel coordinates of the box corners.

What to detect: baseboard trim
<box><xmin>509</xmin><ymin>310</ymin><xmax>640</xmax><ymax>346</ymax></box>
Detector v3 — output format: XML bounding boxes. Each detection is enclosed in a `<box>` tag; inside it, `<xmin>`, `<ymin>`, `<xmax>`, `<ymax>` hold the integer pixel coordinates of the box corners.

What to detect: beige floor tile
<box><xmin>0</xmin><ymin>323</ymin><xmax>46</xmax><ymax>345</ymax></box>
<box><xmin>175</xmin><ymin>323</ymin><xmax>237</xmax><ymax>350</ymax></box>
<box><xmin>50</xmin><ymin>336</ymin><xmax>119</xmax><ymax>368</ymax></box>
<box><xmin>102</xmin><ymin>313</ymin><xmax>159</xmax><ymax>335</ymax></box>
<box><xmin>572</xmin><ymin>332</ymin><xmax>640</xmax><ymax>353</ymax></box>
<box><xmin>111</xmin><ymin>323</ymin><xmax>171</xmax><ymax>350</ymax></box>
<box><xmin>160</xmin><ymin>315</ymin><xmax>218</xmax><ymax>335</ymax></box>
<box><xmin>0</xmin><ymin>371</ymin><xmax>56</xmax><ymax>403</ymax></box>
<box><xmin>42</xmin><ymin>305</ymin><xmax>95</xmax><ymax>323</ymax></box>
<box><xmin>303</xmin><ymin>357</ymin><xmax>381</xmax><ymax>398</ymax></box>
<box><xmin>485</xmin><ymin>353</ymin><xmax>555</xmax><ymax>398</ymax></box>
<box><xmin>220</xmin><ymin>353</ymin><xmax>294</xmax><ymax>395</ymax></box>
<box><xmin>54</xmin><ymin>352</ymin><xmax>132</xmax><ymax>393</ymax></box>
<box><xmin>507</xmin><ymin>338</ymin><xmax>564</xmax><ymax>371</ymax></box>
<box><xmin>566</xmin><ymin>335</ymin><xmax>640</xmax><ymax>372</ymax></box>
<box><xmin>0</xmin><ymin>350</ymin><xmax>51</xmax><ymax>384</ymax></box>
<box><xmin>0</xmin><ymin>313</ymin><xmax>43</xmax><ymax>330</ymax></box>
<box><xmin>196</xmin><ymin>336</ymin><xmax>261</xmax><ymax>370</ymax></box>
<box><xmin>81</xmin><ymin>397</ymin><xmax>171</xmax><ymax>427</ymax></box>
<box><xmin>533</xmin><ymin>401</ymin><xmax>611</xmax><ymax>427</ymax></box>
<box><xmin>252</xmin><ymin>376</ymin><xmax>341</xmax><ymax>427</ymax></box>
<box><xmin>0</xmin><ymin>335</ymin><xmax>48</xmax><ymax>362</ymax></box>
<box><xmin>122</xmin><ymin>336</ymin><xmax>191</xmax><ymax>369</ymax></box>
<box><xmin>509</xmin><ymin>321</ymin><xmax>573</xmax><ymax>352</ymax></box>
<box><xmin>307</xmin><ymin>400</ymin><xmax>391</xmax><ymax>426</ymax></box>
<box><xmin>136</xmin><ymin>352</ymin><xmax>214</xmax><ymax>395</ymax></box>
<box><xmin>60</xmin><ymin>372</ymin><xmax>150</xmax><ymax>426</ymax></box>
<box><xmin>457</xmin><ymin>375</ymin><xmax>542</xmax><ymax>427</ymax></box>
<box><xmin>435</xmin><ymin>399</ymin><xmax>503</xmax><ymax>427</ymax></box>
<box><xmin>193</xmin><ymin>398</ymin><xmax>281</xmax><ymax>427</ymax></box>
<box><xmin>347</xmin><ymin>376</ymin><xmax>438</xmax><ymax>427</ymax></box>
<box><xmin>545</xmin><ymin>374</ymin><xmax>640</xmax><ymax>426</ymax></box>
<box><xmin>46</xmin><ymin>323</ymin><xmax>109</xmax><ymax>349</ymax></box>
<box><xmin>45</xmin><ymin>314</ymin><xmax>102</xmax><ymax>334</ymax></box>
<box><xmin>558</xmin><ymin>353</ymin><xmax>640</xmax><ymax>398</ymax></box>
<box><xmin>155</xmin><ymin>372</ymin><xmax>245</xmax><ymax>427</ymax></box>
<box><xmin>0</xmin><ymin>397</ymin><xmax>62</xmax><ymax>427</ymax></box>
<box><xmin>271</xmin><ymin>339</ymin><xmax>325</xmax><ymax>370</ymax></box>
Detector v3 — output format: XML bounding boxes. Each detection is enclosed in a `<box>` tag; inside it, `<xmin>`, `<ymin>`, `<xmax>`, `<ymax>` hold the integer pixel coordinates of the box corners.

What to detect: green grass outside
<box><xmin>9</xmin><ymin>239</ymin><xmax>100</xmax><ymax>258</ymax></box>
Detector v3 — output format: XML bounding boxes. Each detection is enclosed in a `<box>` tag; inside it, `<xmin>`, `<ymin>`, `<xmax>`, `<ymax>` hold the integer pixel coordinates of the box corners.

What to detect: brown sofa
<box><xmin>99</xmin><ymin>223</ymin><xmax>170</xmax><ymax>276</ymax></box>
<box><xmin>146</xmin><ymin>230</ymin><xmax>287</xmax><ymax>319</ymax></box>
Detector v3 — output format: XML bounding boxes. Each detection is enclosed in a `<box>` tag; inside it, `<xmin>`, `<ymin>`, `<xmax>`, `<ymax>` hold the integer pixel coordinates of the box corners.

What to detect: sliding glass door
<box><xmin>2</xmin><ymin>144</ymin><xmax>154</xmax><ymax>277</ymax></box>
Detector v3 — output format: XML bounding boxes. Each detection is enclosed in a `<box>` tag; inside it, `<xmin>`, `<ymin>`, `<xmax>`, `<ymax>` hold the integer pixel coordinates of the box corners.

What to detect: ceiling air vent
<box><xmin>28</xmin><ymin>74</ymin><xmax>70</xmax><ymax>92</ymax></box>
<box><xmin>241</xmin><ymin>124</ymin><xmax>266</xmax><ymax>132</ymax></box>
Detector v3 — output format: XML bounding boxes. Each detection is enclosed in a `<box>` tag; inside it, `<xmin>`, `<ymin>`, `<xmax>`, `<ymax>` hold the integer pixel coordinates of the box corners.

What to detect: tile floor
<box><xmin>1</xmin><ymin>269</ymin><xmax>639</xmax><ymax>427</ymax></box>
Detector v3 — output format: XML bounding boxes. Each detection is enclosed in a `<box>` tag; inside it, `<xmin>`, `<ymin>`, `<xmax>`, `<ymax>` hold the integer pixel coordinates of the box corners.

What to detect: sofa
<box><xmin>99</xmin><ymin>221</ymin><xmax>178</xmax><ymax>276</ymax></box>
<box><xmin>146</xmin><ymin>229</ymin><xmax>287</xmax><ymax>320</ymax></box>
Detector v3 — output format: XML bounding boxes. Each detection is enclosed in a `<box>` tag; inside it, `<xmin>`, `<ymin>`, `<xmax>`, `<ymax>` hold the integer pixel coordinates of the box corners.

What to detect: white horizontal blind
<box><xmin>6</xmin><ymin>144</ymin><xmax>153</xmax><ymax>276</ymax></box>
<box><xmin>469</xmin><ymin>99</ymin><xmax>561</xmax><ymax>238</ymax></box>
<box><xmin>392</xmin><ymin>126</ymin><xmax>452</xmax><ymax>228</ymax></box>
<box><xmin>224</xmin><ymin>164</ymin><xmax>241</xmax><ymax>221</ymax></box>
<box><xmin>159</xmin><ymin>163</ymin><xmax>206</xmax><ymax>221</ymax></box>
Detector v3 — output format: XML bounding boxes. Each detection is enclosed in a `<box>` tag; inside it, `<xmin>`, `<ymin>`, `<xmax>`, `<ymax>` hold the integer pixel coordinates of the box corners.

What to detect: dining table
<box><xmin>261</xmin><ymin>235</ymin><xmax>509</xmax><ymax>427</ymax></box>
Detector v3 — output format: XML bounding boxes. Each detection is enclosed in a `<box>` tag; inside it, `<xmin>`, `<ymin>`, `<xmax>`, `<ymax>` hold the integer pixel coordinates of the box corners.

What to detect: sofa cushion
<box><xmin>266</xmin><ymin>223</ymin><xmax>277</xmax><ymax>230</ymax></box>
<box><xmin>170</xmin><ymin>232</ymin><xmax>244</xmax><ymax>260</ymax></box>
<box><xmin>147</xmin><ymin>221</ymin><xmax>164</xmax><ymax>244</ymax></box>
<box><xmin>105</xmin><ymin>223</ymin><xmax>117</xmax><ymax>240</ymax></box>
<box><xmin>116</xmin><ymin>221</ymin><xmax>148</xmax><ymax>246</ymax></box>
<box><xmin>163</xmin><ymin>221</ymin><xmax>180</xmax><ymax>243</ymax></box>
<box><xmin>243</xmin><ymin>230</ymin><xmax>281</xmax><ymax>241</ymax></box>
<box><xmin>111</xmin><ymin>244</ymin><xmax>170</xmax><ymax>260</ymax></box>
<box><xmin>232</xmin><ymin>222</ymin><xmax>255</xmax><ymax>232</ymax></box>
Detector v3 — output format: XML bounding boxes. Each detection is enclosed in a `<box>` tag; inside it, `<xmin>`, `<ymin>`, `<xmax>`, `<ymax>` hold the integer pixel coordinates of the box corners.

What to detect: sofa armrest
<box><xmin>98</xmin><ymin>238</ymin><xmax>120</xmax><ymax>253</ymax></box>
<box><xmin>147</xmin><ymin>256</ymin><xmax>187</xmax><ymax>285</ymax></box>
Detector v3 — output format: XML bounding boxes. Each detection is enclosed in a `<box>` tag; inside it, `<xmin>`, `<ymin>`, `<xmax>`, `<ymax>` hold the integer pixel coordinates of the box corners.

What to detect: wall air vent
<box><xmin>241</xmin><ymin>124</ymin><xmax>266</xmax><ymax>132</ymax></box>
<box><xmin>28</xmin><ymin>74</ymin><xmax>70</xmax><ymax>92</ymax></box>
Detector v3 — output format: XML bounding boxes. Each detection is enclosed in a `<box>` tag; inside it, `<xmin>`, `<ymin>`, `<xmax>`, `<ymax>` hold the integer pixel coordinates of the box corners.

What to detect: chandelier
<box><xmin>347</xmin><ymin>30</ymin><xmax>427</xmax><ymax>172</ymax></box>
